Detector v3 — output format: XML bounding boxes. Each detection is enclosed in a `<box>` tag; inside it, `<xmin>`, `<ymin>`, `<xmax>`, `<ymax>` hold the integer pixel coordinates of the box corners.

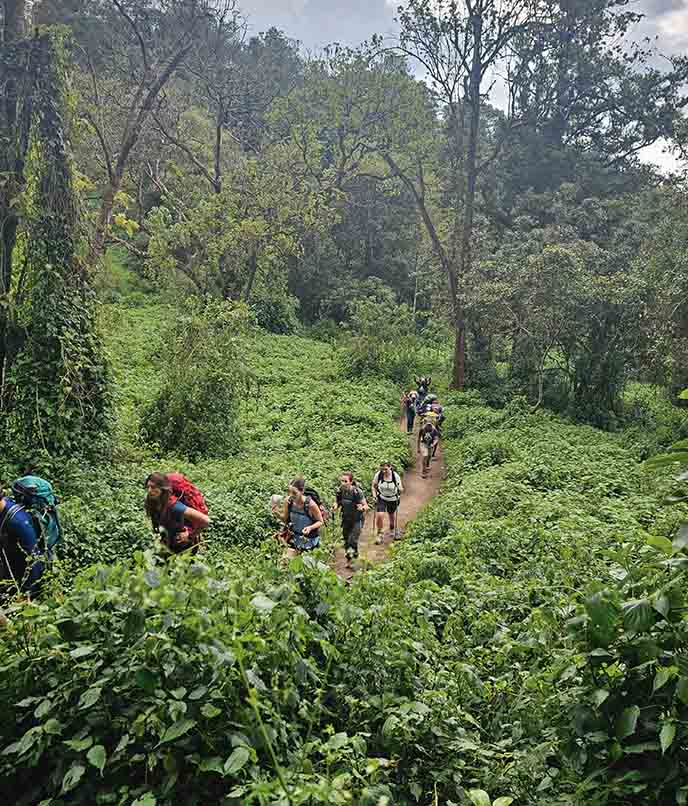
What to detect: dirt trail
<box><xmin>333</xmin><ymin>417</ymin><xmax>444</xmax><ymax>582</ymax></box>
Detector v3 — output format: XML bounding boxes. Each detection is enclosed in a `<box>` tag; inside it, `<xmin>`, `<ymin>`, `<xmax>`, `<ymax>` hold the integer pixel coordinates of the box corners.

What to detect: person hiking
<box><xmin>332</xmin><ymin>472</ymin><xmax>368</xmax><ymax>564</ymax></box>
<box><xmin>417</xmin><ymin>422</ymin><xmax>440</xmax><ymax>478</ymax></box>
<box><xmin>145</xmin><ymin>473</ymin><xmax>209</xmax><ymax>555</ymax></box>
<box><xmin>401</xmin><ymin>390</ymin><xmax>418</xmax><ymax>433</ymax></box>
<box><xmin>0</xmin><ymin>476</ymin><xmax>61</xmax><ymax>600</ymax></box>
<box><xmin>281</xmin><ymin>478</ymin><xmax>323</xmax><ymax>552</ymax></box>
<box><xmin>372</xmin><ymin>462</ymin><xmax>403</xmax><ymax>544</ymax></box>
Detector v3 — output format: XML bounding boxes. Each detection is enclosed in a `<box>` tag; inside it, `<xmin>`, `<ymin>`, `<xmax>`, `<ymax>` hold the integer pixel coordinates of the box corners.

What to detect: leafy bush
<box><xmin>337</xmin><ymin>281</ymin><xmax>423</xmax><ymax>384</ymax></box>
<box><xmin>0</xmin><ymin>552</ymin><xmax>400</xmax><ymax>805</ymax></box>
<box><xmin>140</xmin><ymin>298</ymin><xmax>252</xmax><ymax>460</ymax></box>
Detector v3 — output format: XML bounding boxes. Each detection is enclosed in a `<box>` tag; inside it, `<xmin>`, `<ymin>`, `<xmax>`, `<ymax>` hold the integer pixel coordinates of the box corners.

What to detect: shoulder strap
<box><xmin>0</xmin><ymin>504</ymin><xmax>23</xmax><ymax>546</ymax></box>
<box><xmin>0</xmin><ymin>504</ymin><xmax>23</xmax><ymax>532</ymax></box>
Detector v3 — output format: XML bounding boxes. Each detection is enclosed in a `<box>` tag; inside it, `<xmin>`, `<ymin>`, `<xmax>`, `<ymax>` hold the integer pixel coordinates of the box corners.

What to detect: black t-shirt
<box><xmin>336</xmin><ymin>485</ymin><xmax>364</xmax><ymax>525</ymax></box>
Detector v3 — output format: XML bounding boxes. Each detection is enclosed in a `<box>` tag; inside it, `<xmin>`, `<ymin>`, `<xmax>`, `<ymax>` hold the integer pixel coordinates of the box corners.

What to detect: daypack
<box><xmin>166</xmin><ymin>473</ymin><xmax>208</xmax><ymax>516</ymax></box>
<box><xmin>421</xmin><ymin>427</ymin><xmax>437</xmax><ymax>445</ymax></box>
<box><xmin>374</xmin><ymin>469</ymin><xmax>401</xmax><ymax>499</ymax></box>
<box><xmin>303</xmin><ymin>487</ymin><xmax>330</xmax><ymax>523</ymax></box>
<box><xmin>4</xmin><ymin>476</ymin><xmax>62</xmax><ymax>552</ymax></box>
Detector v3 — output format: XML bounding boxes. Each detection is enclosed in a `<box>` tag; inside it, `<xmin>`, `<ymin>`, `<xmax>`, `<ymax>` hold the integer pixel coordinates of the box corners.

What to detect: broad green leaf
<box><xmin>224</xmin><ymin>746</ymin><xmax>250</xmax><ymax>775</ymax></box>
<box><xmin>676</xmin><ymin>677</ymin><xmax>688</xmax><ymax>705</ymax></box>
<box><xmin>674</xmin><ymin>525</ymin><xmax>688</xmax><ymax>552</ymax></box>
<box><xmin>616</xmin><ymin>705</ymin><xmax>640</xmax><ymax>739</ymax></box>
<box><xmin>646</xmin><ymin>535</ymin><xmax>673</xmax><ymax>555</ymax></box>
<box><xmin>34</xmin><ymin>699</ymin><xmax>53</xmax><ymax>719</ymax></box>
<box><xmin>326</xmin><ymin>732</ymin><xmax>348</xmax><ymax>750</ymax></box>
<box><xmin>131</xmin><ymin>795</ymin><xmax>156</xmax><ymax>806</ymax></box>
<box><xmin>494</xmin><ymin>799</ymin><xmax>515</xmax><ymax>806</ymax></box>
<box><xmin>79</xmin><ymin>687</ymin><xmax>102</xmax><ymax>710</ymax></box>
<box><xmin>653</xmin><ymin>667</ymin><xmax>673</xmax><ymax>692</ymax></box>
<box><xmin>69</xmin><ymin>645</ymin><xmax>96</xmax><ymax>659</ymax></box>
<box><xmin>61</xmin><ymin>763</ymin><xmax>85</xmax><ymax>794</ymax></box>
<box><xmin>468</xmin><ymin>790</ymin><xmax>491</xmax><ymax>806</ymax></box>
<box><xmin>188</xmin><ymin>685</ymin><xmax>208</xmax><ymax>701</ymax></box>
<box><xmin>63</xmin><ymin>736</ymin><xmax>93</xmax><ymax>752</ymax></box>
<box><xmin>159</xmin><ymin>719</ymin><xmax>196</xmax><ymax>745</ymax></box>
<box><xmin>87</xmin><ymin>744</ymin><xmax>107</xmax><ymax>775</ymax></box>
<box><xmin>678</xmin><ymin>389</ymin><xmax>688</xmax><ymax>400</ymax></box>
<box><xmin>653</xmin><ymin>594</ymin><xmax>670</xmax><ymax>618</ymax></box>
<box><xmin>660</xmin><ymin>722</ymin><xmax>676</xmax><ymax>754</ymax></box>
<box><xmin>199</xmin><ymin>755</ymin><xmax>225</xmax><ymax>774</ymax></box>
<box><xmin>592</xmin><ymin>689</ymin><xmax>610</xmax><ymax>706</ymax></box>
<box><xmin>200</xmin><ymin>703</ymin><xmax>222</xmax><ymax>719</ymax></box>
<box><xmin>250</xmin><ymin>594</ymin><xmax>276</xmax><ymax>612</ymax></box>
<box><xmin>43</xmin><ymin>719</ymin><xmax>63</xmax><ymax>735</ymax></box>
<box><xmin>623</xmin><ymin>600</ymin><xmax>654</xmax><ymax>634</ymax></box>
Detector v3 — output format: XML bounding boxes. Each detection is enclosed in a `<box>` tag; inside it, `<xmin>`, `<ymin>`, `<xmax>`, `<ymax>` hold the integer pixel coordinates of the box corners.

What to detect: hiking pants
<box><xmin>342</xmin><ymin>520</ymin><xmax>363</xmax><ymax>554</ymax></box>
<box><xmin>406</xmin><ymin>408</ymin><xmax>415</xmax><ymax>432</ymax></box>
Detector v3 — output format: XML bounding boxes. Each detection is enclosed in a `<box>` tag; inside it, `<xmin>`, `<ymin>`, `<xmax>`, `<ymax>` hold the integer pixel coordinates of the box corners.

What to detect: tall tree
<box><xmin>388</xmin><ymin>0</ymin><xmax>532</xmax><ymax>388</ymax></box>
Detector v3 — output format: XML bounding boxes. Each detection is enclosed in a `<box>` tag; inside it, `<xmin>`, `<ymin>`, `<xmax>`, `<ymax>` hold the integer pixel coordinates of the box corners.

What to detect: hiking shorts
<box><xmin>376</xmin><ymin>497</ymin><xmax>399</xmax><ymax>514</ymax></box>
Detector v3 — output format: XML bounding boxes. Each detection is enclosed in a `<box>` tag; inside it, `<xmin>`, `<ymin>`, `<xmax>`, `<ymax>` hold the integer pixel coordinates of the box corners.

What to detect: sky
<box><xmin>240</xmin><ymin>0</ymin><xmax>688</xmax><ymax>173</ymax></box>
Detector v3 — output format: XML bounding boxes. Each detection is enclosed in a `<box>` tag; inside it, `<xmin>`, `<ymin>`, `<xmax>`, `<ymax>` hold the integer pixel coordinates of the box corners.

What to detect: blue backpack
<box><xmin>3</xmin><ymin>476</ymin><xmax>62</xmax><ymax>551</ymax></box>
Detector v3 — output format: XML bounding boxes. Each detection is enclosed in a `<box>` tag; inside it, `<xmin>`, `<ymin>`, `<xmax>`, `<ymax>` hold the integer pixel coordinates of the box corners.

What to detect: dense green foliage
<box><xmin>3</xmin><ymin>3</ymin><xmax>688</xmax><ymax>805</ymax></box>
<box><xmin>3</xmin><ymin>394</ymin><xmax>688</xmax><ymax>804</ymax></box>
<box><xmin>0</xmin><ymin>301</ymin><xmax>409</xmax><ymax>574</ymax></box>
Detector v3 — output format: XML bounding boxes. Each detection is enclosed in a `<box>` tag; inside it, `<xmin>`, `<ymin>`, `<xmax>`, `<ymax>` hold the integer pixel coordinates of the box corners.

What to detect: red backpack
<box><xmin>166</xmin><ymin>473</ymin><xmax>208</xmax><ymax>516</ymax></box>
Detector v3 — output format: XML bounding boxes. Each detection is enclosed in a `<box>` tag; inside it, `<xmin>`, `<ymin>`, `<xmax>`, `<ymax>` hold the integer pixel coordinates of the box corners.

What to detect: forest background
<box><xmin>3</xmin><ymin>1</ymin><xmax>688</xmax><ymax>804</ymax></box>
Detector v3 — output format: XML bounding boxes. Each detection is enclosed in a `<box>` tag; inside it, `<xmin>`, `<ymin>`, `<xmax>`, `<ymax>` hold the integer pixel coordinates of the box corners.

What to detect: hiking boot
<box><xmin>375</xmin><ymin>533</ymin><xmax>384</xmax><ymax>545</ymax></box>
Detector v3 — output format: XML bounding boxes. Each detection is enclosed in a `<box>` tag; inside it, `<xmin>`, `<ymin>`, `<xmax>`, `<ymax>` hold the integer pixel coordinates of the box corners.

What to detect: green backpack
<box><xmin>7</xmin><ymin>476</ymin><xmax>62</xmax><ymax>551</ymax></box>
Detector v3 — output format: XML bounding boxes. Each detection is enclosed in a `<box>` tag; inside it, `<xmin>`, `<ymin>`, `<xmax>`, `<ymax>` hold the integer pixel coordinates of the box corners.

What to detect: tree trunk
<box><xmin>0</xmin><ymin>0</ymin><xmax>29</xmax><ymax>405</ymax></box>
<box><xmin>213</xmin><ymin>109</ymin><xmax>223</xmax><ymax>194</ymax></box>
<box><xmin>454</xmin><ymin>9</ymin><xmax>484</xmax><ymax>391</ymax></box>
<box><xmin>243</xmin><ymin>246</ymin><xmax>259</xmax><ymax>301</ymax></box>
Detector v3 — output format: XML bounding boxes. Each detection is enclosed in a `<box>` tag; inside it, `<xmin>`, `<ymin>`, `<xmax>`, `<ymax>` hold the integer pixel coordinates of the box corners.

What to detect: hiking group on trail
<box><xmin>0</xmin><ymin>378</ymin><xmax>446</xmax><ymax>597</ymax></box>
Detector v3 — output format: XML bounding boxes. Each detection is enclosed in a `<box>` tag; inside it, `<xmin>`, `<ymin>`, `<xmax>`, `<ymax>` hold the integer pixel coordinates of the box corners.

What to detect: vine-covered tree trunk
<box><xmin>0</xmin><ymin>0</ymin><xmax>29</xmax><ymax>403</ymax></box>
<box><xmin>2</xmin><ymin>33</ymin><xmax>110</xmax><ymax>461</ymax></box>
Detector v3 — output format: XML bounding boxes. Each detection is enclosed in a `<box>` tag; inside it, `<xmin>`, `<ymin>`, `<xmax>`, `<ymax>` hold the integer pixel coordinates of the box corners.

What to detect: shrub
<box><xmin>140</xmin><ymin>298</ymin><xmax>252</xmax><ymax>460</ymax></box>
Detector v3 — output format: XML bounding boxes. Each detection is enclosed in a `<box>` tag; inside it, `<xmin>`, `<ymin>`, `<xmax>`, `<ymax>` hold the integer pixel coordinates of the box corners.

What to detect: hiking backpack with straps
<box><xmin>302</xmin><ymin>487</ymin><xmax>330</xmax><ymax>523</ymax></box>
<box><xmin>166</xmin><ymin>473</ymin><xmax>208</xmax><ymax>516</ymax></box>
<box><xmin>375</xmin><ymin>468</ymin><xmax>401</xmax><ymax>498</ymax></box>
<box><xmin>1</xmin><ymin>476</ymin><xmax>62</xmax><ymax>552</ymax></box>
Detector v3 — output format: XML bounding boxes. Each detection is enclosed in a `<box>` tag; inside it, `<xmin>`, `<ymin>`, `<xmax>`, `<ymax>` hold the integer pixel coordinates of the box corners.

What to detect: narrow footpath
<box><xmin>333</xmin><ymin>418</ymin><xmax>445</xmax><ymax>581</ymax></box>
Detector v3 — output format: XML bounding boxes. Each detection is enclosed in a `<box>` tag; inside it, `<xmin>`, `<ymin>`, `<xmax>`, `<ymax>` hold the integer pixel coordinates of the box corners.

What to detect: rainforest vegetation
<box><xmin>1</xmin><ymin>0</ymin><xmax>688</xmax><ymax>803</ymax></box>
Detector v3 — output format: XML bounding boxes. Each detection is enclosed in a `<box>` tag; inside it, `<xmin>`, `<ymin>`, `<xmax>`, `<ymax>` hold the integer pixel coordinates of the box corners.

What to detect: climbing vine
<box><xmin>1</xmin><ymin>33</ymin><xmax>110</xmax><ymax>465</ymax></box>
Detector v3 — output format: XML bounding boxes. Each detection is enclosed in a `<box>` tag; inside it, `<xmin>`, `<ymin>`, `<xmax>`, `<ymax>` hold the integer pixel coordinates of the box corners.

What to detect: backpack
<box><xmin>375</xmin><ymin>469</ymin><xmax>401</xmax><ymax>499</ymax></box>
<box><xmin>304</xmin><ymin>487</ymin><xmax>330</xmax><ymax>523</ymax></box>
<box><xmin>166</xmin><ymin>473</ymin><xmax>208</xmax><ymax>516</ymax></box>
<box><xmin>3</xmin><ymin>476</ymin><xmax>62</xmax><ymax>552</ymax></box>
<box><xmin>421</xmin><ymin>427</ymin><xmax>437</xmax><ymax>445</ymax></box>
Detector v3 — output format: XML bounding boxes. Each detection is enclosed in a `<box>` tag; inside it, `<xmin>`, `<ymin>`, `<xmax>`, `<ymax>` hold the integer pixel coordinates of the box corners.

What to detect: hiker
<box><xmin>145</xmin><ymin>473</ymin><xmax>209</xmax><ymax>554</ymax></box>
<box><xmin>0</xmin><ymin>476</ymin><xmax>62</xmax><ymax>599</ymax></box>
<box><xmin>332</xmin><ymin>472</ymin><xmax>368</xmax><ymax>564</ymax></box>
<box><xmin>401</xmin><ymin>390</ymin><xmax>418</xmax><ymax>433</ymax></box>
<box><xmin>417</xmin><ymin>422</ymin><xmax>440</xmax><ymax>478</ymax></box>
<box><xmin>281</xmin><ymin>478</ymin><xmax>323</xmax><ymax>552</ymax></box>
<box><xmin>372</xmin><ymin>462</ymin><xmax>403</xmax><ymax>544</ymax></box>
